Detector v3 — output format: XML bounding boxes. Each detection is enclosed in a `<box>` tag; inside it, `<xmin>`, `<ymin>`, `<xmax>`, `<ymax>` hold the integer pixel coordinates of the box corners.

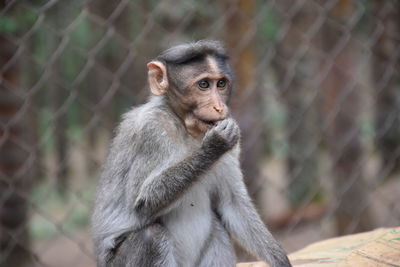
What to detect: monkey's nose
<box><xmin>214</xmin><ymin>106</ymin><xmax>223</xmax><ymax>113</ymax></box>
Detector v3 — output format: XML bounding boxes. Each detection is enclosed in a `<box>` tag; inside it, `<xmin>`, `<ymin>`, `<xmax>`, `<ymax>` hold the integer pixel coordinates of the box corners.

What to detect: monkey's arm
<box><xmin>134</xmin><ymin>148</ymin><xmax>217</xmax><ymax>217</ymax></box>
<box><xmin>133</xmin><ymin>118</ymin><xmax>237</xmax><ymax>220</ymax></box>
<box><xmin>133</xmin><ymin>125</ymin><xmax>232</xmax><ymax>221</ymax></box>
<box><xmin>217</xmin><ymin>160</ymin><xmax>292</xmax><ymax>267</ymax></box>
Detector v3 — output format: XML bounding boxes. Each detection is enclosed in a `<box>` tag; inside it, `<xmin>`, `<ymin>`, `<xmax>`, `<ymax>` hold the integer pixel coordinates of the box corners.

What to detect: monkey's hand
<box><xmin>201</xmin><ymin>118</ymin><xmax>240</xmax><ymax>158</ymax></box>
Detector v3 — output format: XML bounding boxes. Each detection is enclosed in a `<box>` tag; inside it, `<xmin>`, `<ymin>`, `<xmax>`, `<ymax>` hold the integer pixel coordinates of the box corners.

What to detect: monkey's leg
<box><xmin>109</xmin><ymin>223</ymin><xmax>177</xmax><ymax>267</ymax></box>
<box><xmin>197</xmin><ymin>220</ymin><xmax>236</xmax><ymax>267</ymax></box>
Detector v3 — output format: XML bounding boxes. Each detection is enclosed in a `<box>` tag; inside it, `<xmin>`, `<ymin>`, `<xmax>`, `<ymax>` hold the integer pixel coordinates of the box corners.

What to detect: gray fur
<box><xmin>157</xmin><ymin>40</ymin><xmax>228</xmax><ymax>65</ymax></box>
<box><xmin>91</xmin><ymin>41</ymin><xmax>291</xmax><ymax>267</ymax></box>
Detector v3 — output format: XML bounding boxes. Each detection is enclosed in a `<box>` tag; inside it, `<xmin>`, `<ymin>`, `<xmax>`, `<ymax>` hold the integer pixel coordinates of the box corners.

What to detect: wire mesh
<box><xmin>1</xmin><ymin>0</ymin><xmax>399</xmax><ymax>266</ymax></box>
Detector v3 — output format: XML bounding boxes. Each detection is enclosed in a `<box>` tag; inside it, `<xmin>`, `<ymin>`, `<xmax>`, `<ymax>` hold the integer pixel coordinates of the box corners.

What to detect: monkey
<box><xmin>91</xmin><ymin>40</ymin><xmax>292</xmax><ymax>267</ymax></box>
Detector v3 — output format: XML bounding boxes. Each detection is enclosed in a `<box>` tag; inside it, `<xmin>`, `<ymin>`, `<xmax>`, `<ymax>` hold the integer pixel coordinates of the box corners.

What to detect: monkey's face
<box><xmin>170</xmin><ymin>56</ymin><xmax>233</xmax><ymax>137</ymax></box>
<box><xmin>147</xmin><ymin>56</ymin><xmax>233</xmax><ymax>137</ymax></box>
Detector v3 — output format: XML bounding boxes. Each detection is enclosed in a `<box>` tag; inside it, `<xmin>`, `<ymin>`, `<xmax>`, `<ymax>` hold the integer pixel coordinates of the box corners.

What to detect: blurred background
<box><xmin>1</xmin><ymin>0</ymin><xmax>399</xmax><ymax>266</ymax></box>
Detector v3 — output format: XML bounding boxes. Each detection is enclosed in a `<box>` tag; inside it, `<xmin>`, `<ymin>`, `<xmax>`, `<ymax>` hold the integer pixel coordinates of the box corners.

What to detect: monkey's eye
<box><xmin>198</xmin><ymin>80</ymin><xmax>210</xmax><ymax>89</ymax></box>
<box><xmin>217</xmin><ymin>79</ymin><xmax>226</xmax><ymax>88</ymax></box>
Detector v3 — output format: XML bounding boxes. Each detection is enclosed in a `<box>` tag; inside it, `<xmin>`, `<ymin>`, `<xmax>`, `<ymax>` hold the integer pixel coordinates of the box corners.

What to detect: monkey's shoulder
<box><xmin>117</xmin><ymin>101</ymin><xmax>186</xmax><ymax>148</ymax></box>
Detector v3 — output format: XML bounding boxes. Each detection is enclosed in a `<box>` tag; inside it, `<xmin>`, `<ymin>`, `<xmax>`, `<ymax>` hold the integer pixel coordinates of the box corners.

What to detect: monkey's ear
<box><xmin>147</xmin><ymin>61</ymin><xmax>169</xmax><ymax>96</ymax></box>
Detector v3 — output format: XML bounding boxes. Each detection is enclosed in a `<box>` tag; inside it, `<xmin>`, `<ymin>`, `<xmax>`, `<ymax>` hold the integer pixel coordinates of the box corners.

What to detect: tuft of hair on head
<box><xmin>156</xmin><ymin>40</ymin><xmax>229</xmax><ymax>65</ymax></box>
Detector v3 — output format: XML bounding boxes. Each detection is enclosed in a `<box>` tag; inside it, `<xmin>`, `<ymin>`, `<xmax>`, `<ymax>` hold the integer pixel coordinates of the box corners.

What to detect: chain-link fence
<box><xmin>1</xmin><ymin>0</ymin><xmax>399</xmax><ymax>266</ymax></box>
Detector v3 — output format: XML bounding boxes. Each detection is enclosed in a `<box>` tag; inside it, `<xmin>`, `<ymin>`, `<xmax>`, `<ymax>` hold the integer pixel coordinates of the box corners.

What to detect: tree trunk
<box><xmin>274</xmin><ymin>1</ymin><xmax>321</xmax><ymax>208</ymax></box>
<box><xmin>47</xmin><ymin>2</ymin><xmax>72</xmax><ymax>193</ymax></box>
<box><xmin>0</xmin><ymin>36</ymin><xmax>32</xmax><ymax>267</ymax></box>
<box><xmin>371</xmin><ymin>0</ymin><xmax>400</xmax><ymax>177</ymax></box>
<box><xmin>86</xmin><ymin>0</ymin><xmax>132</xmax><ymax>145</ymax></box>
<box><xmin>320</xmin><ymin>0</ymin><xmax>374</xmax><ymax>235</ymax></box>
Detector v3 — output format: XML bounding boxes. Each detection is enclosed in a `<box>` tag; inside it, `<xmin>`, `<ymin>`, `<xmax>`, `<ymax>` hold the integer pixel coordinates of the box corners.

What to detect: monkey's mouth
<box><xmin>199</xmin><ymin>119</ymin><xmax>222</xmax><ymax>127</ymax></box>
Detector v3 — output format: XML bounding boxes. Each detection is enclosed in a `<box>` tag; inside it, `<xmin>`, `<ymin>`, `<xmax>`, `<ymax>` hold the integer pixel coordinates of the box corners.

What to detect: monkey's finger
<box><xmin>221</xmin><ymin>119</ymin><xmax>234</xmax><ymax>139</ymax></box>
<box><xmin>229</xmin><ymin>125</ymin><xmax>240</xmax><ymax>144</ymax></box>
<box><xmin>217</xmin><ymin>119</ymin><xmax>229</xmax><ymax>131</ymax></box>
<box><xmin>226</xmin><ymin>118</ymin><xmax>237</xmax><ymax>129</ymax></box>
<box><xmin>232</xmin><ymin>123</ymin><xmax>240</xmax><ymax>135</ymax></box>
<box><xmin>224</xmin><ymin>120</ymin><xmax>235</xmax><ymax>137</ymax></box>
<box><xmin>224</xmin><ymin>132</ymin><xmax>235</xmax><ymax>147</ymax></box>
<box><xmin>226</xmin><ymin>119</ymin><xmax>237</xmax><ymax>134</ymax></box>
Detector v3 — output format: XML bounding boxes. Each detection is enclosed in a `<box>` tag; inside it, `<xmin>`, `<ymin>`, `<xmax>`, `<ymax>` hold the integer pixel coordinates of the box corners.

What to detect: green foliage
<box><xmin>39</xmin><ymin>108</ymin><xmax>56</xmax><ymax>152</ymax></box>
<box><xmin>0</xmin><ymin>16</ymin><xmax>18</xmax><ymax>34</ymax></box>
<box><xmin>259</xmin><ymin>5</ymin><xmax>280</xmax><ymax>41</ymax></box>
<box><xmin>360</xmin><ymin>113</ymin><xmax>374</xmax><ymax>144</ymax></box>
<box><xmin>31</xmin><ymin>217</ymin><xmax>58</xmax><ymax>239</ymax></box>
<box><xmin>30</xmin><ymin>181</ymin><xmax>95</xmax><ymax>239</ymax></box>
<box><xmin>69</xmin><ymin>17</ymin><xmax>104</xmax><ymax>52</ymax></box>
<box><xmin>62</xmin><ymin>43</ymin><xmax>87</xmax><ymax>82</ymax></box>
<box><xmin>0</xmin><ymin>7</ymin><xmax>39</xmax><ymax>35</ymax></box>
<box><xmin>264</xmin><ymin>97</ymin><xmax>288</xmax><ymax>159</ymax></box>
<box><xmin>357</xmin><ymin>0</ymin><xmax>373</xmax><ymax>35</ymax></box>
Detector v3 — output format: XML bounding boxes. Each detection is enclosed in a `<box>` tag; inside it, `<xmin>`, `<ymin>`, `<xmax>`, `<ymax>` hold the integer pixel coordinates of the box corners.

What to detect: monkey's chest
<box><xmin>163</xmin><ymin>182</ymin><xmax>213</xmax><ymax>266</ymax></box>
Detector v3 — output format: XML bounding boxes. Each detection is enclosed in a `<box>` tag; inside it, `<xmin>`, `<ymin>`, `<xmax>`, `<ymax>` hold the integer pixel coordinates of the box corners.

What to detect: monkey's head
<box><xmin>147</xmin><ymin>40</ymin><xmax>234</xmax><ymax>137</ymax></box>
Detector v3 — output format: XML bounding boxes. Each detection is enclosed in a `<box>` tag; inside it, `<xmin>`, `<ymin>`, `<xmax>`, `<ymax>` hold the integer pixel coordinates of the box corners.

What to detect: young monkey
<box><xmin>91</xmin><ymin>40</ymin><xmax>292</xmax><ymax>267</ymax></box>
